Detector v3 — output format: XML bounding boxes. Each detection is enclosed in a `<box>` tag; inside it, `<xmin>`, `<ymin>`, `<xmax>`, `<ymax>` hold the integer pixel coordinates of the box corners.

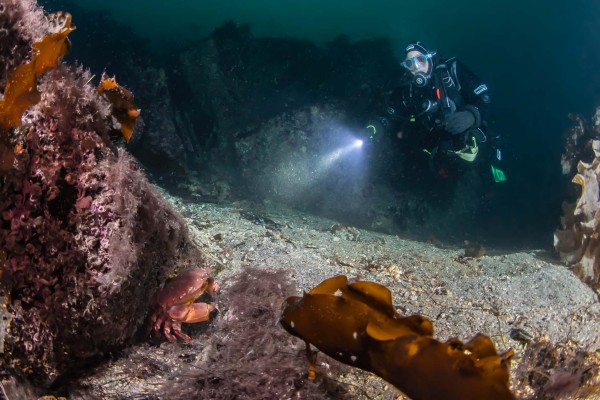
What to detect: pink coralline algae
<box><xmin>0</xmin><ymin>2</ymin><xmax>198</xmax><ymax>386</ymax></box>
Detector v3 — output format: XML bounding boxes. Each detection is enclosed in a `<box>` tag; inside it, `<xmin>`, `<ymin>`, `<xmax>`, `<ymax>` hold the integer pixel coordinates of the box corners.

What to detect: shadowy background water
<box><xmin>38</xmin><ymin>0</ymin><xmax>600</xmax><ymax>249</ymax></box>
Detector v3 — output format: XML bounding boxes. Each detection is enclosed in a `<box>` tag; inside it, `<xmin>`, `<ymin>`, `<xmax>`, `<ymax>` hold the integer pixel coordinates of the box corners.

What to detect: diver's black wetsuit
<box><xmin>382</xmin><ymin>57</ymin><xmax>497</xmax><ymax>179</ymax></box>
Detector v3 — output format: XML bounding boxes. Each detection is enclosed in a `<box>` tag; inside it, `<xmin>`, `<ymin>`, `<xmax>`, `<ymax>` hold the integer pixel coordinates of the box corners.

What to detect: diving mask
<box><xmin>401</xmin><ymin>53</ymin><xmax>431</xmax><ymax>72</ymax></box>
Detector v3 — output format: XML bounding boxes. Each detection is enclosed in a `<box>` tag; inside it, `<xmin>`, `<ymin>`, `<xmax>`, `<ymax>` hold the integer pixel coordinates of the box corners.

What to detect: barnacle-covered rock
<box><xmin>0</xmin><ymin>8</ymin><xmax>74</xmax><ymax>172</ymax></box>
<box><xmin>560</xmin><ymin>107</ymin><xmax>600</xmax><ymax>180</ymax></box>
<box><xmin>555</xmin><ymin>138</ymin><xmax>600</xmax><ymax>292</ymax></box>
<box><xmin>555</xmin><ymin>107</ymin><xmax>600</xmax><ymax>293</ymax></box>
<box><xmin>0</xmin><ymin>1</ymin><xmax>205</xmax><ymax>386</ymax></box>
<box><xmin>0</xmin><ymin>0</ymin><xmax>47</xmax><ymax>90</ymax></box>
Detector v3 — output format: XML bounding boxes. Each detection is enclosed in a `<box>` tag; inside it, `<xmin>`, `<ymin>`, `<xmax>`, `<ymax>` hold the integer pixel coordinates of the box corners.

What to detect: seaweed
<box><xmin>281</xmin><ymin>275</ymin><xmax>515</xmax><ymax>400</ymax></box>
<box><xmin>163</xmin><ymin>268</ymin><xmax>348</xmax><ymax>399</ymax></box>
<box><xmin>96</xmin><ymin>73</ymin><xmax>140</xmax><ymax>142</ymax></box>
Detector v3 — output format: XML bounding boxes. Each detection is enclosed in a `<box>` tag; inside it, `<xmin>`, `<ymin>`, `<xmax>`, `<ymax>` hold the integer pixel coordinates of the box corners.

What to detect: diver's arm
<box><xmin>363</xmin><ymin>85</ymin><xmax>414</xmax><ymax>142</ymax></box>
<box><xmin>385</xmin><ymin>82</ymin><xmax>422</xmax><ymax>121</ymax></box>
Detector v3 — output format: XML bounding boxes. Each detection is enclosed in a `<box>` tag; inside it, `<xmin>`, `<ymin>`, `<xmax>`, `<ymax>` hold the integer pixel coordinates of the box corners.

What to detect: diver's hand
<box><xmin>442</xmin><ymin>106</ymin><xmax>481</xmax><ymax>135</ymax></box>
<box><xmin>364</xmin><ymin>117</ymin><xmax>389</xmax><ymax>142</ymax></box>
<box><xmin>442</xmin><ymin>110</ymin><xmax>476</xmax><ymax>134</ymax></box>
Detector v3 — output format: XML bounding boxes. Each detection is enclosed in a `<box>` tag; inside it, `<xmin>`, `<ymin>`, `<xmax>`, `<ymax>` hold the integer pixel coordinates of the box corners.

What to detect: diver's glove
<box><xmin>364</xmin><ymin>117</ymin><xmax>389</xmax><ymax>142</ymax></box>
<box><xmin>442</xmin><ymin>106</ymin><xmax>481</xmax><ymax>134</ymax></box>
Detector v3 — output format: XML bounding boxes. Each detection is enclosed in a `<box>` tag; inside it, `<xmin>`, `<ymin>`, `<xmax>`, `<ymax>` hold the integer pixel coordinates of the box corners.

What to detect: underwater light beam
<box><xmin>318</xmin><ymin>138</ymin><xmax>363</xmax><ymax>170</ymax></box>
<box><xmin>272</xmin><ymin>134</ymin><xmax>365</xmax><ymax>199</ymax></box>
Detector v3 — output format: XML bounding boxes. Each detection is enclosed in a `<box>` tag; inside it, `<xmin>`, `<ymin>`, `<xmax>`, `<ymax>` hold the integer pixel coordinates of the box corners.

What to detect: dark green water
<box><xmin>39</xmin><ymin>0</ymin><xmax>600</xmax><ymax>247</ymax></box>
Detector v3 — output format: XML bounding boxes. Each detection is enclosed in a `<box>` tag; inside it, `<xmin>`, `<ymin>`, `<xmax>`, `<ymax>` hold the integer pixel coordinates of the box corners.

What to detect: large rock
<box><xmin>0</xmin><ymin>2</ymin><xmax>205</xmax><ymax>386</ymax></box>
<box><xmin>555</xmin><ymin>138</ymin><xmax>600</xmax><ymax>294</ymax></box>
<box><xmin>233</xmin><ymin>103</ymin><xmax>430</xmax><ymax>233</ymax></box>
<box><xmin>177</xmin><ymin>22</ymin><xmax>398</xmax><ymax>173</ymax></box>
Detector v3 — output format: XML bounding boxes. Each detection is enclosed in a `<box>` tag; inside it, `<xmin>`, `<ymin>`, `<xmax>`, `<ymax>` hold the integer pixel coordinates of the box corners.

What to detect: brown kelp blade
<box><xmin>280</xmin><ymin>275</ymin><xmax>514</xmax><ymax>400</ymax></box>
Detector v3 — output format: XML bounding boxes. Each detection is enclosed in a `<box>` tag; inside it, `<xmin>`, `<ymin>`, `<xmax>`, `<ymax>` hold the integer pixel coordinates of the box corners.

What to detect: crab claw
<box><xmin>167</xmin><ymin>303</ymin><xmax>215</xmax><ymax>324</ymax></box>
<box><xmin>161</xmin><ymin>303</ymin><xmax>216</xmax><ymax>342</ymax></box>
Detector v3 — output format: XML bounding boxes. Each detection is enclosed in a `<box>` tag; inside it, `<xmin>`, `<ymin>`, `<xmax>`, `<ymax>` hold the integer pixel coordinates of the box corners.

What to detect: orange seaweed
<box><xmin>0</xmin><ymin>12</ymin><xmax>75</xmax><ymax>133</ymax></box>
<box><xmin>0</xmin><ymin>12</ymin><xmax>75</xmax><ymax>172</ymax></box>
<box><xmin>97</xmin><ymin>73</ymin><xmax>140</xmax><ymax>142</ymax></box>
<box><xmin>281</xmin><ymin>275</ymin><xmax>515</xmax><ymax>400</ymax></box>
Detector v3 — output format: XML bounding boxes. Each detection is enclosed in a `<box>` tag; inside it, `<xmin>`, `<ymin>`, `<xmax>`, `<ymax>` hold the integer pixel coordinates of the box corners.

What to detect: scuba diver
<box><xmin>367</xmin><ymin>41</ymin><xmax>506</xmax><ymax>184</ymax></box>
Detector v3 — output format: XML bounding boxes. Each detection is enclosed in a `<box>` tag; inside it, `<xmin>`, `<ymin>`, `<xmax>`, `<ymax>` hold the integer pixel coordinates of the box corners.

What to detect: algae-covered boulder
<box><xmin>0</xmin><ymin>1</ymin><xmax>206</xmax><ymax>386</ymax></box>
<box><xmin>555</xmin><ymin>109</ymin><xmax>600</xmax><ymax>293</ymax></box>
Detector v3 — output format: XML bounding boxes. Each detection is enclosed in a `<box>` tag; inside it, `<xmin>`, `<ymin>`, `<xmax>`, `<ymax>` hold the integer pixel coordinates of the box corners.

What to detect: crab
<box><xmin>146</xmin><ymin>268</ymin><xmax>219</xmax><ymax>342</ymax></box>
